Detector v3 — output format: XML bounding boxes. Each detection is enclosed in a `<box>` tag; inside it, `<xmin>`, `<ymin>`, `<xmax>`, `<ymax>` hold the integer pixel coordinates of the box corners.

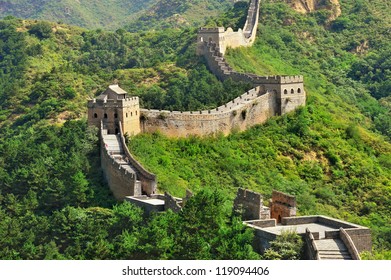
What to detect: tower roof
<box><xmin>96</xmin><ymin>84</ymin><xmax>128</xmax><ymax>100</ymax></box>
<box><xmin>107</xmin><ymin>84</ymin><xmax>127</xmax><ymax>94</ymax></box>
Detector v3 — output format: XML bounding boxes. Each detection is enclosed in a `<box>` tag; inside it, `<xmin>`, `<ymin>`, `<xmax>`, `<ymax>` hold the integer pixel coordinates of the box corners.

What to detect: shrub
<box><xmin>29</xmin><ymin>22</ymin><xmax>53</xmax><ymax>39</ymax></box>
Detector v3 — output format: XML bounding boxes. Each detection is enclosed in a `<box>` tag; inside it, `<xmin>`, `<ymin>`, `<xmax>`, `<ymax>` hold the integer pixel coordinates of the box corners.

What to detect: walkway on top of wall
<box><xmin>315</xmin><ymin>238</ymin><xmax>352</xmax><ymax>260</ymax></box>
<box><xmin>101</xmin><ymin>129</ymin><xmax>138</xmax><ymax>176</ymax></box>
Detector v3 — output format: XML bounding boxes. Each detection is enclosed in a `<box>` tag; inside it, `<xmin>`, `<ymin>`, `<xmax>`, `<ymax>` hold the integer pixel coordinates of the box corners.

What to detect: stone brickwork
<box><xmin>164</xmin><ymin>192</ymin><xmax>182</xmax><ymax>213</ymax></box>
<box><xmin>345</xmin><ymin>228</ymin><xmax>372</xmax><ymax>253</ymax></box>
<box><xmin>118</xmin><ymin>122</ymin><xmax>157</xmax><ymax>196</ymax></box>
<box><xmin>247</xmin><ymin>219</ymin><xmax>276</xmax><ymax>228</ymax></box>
<box><xmin>233</xmin><ymin>188</ymin><xmax>270</xmax><ymax>220</ymax></box>
<box><xmin>141</xmin><ymin>88</ymin><xmax>277</xmax><ymax>137</ymax></box>
<box><xmin>270</xmin><ymin>190</ymin><xmax>297</xmax><ymax>223</ymax></box>
<box><xmin>199</xmin><ymin>40</ymin><xmax>306</xmax><ymax>116</ymax></box>
<box><xmin>125</xmin><ymin>195</ymin><xmax>165</xmax><ymax>216</ymax></box>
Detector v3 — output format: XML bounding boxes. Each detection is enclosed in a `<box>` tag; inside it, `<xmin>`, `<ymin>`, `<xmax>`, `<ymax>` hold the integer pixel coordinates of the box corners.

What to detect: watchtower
<box><xmin>197</xmin><ymin>27</ymin><xmax>226</xmax><ymax>55</ymax></box>
<box><xmin>87</xmin><ymin>85</ymin><xmax>140</xmax><ymax>135</ymax></box>
<box><xmin>277</xmin><ymin>76</ymin><xmax>306</xmax><ymax>115</ymax></box>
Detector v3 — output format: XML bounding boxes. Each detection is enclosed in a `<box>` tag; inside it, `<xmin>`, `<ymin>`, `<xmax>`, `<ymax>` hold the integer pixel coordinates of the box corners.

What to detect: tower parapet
<box><xmin>87</xmin><ymin>85</ymin><xmax>140</xmax><ymax>135</ymax></box>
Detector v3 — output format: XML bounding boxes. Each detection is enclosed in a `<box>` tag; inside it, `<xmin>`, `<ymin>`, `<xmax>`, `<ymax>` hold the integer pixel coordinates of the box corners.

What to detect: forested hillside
<box><xmin>0</xmin><ymin>0</ymin><xmax>160</xmax><ymax>30</ymax></box>
<box><xmin>0</xmin><ymin>0</ymin><xmax>235</xmax><ymax>30</ymax></box>
<box><xmin>0</xmin><ymin>0</ymin><xmax>390</xmax><ymax>259</ymax></box>
<box><xmin>125</xmin><ymin>0</ymin><xmax>235</xmax><ymax>31</ymax></box>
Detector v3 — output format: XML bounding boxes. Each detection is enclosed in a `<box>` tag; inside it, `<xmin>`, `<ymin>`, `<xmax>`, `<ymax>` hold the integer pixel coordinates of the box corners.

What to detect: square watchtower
<box><xmin>87</xmin><ymin>85</ymin><xmax>140</xmax><ymax>135</ymax></box>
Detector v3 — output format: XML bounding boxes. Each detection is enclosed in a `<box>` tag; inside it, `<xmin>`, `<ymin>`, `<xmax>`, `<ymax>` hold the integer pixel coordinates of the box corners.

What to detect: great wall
<box><xmin>87</xmin><ymin>0</ymin><xmax>371</xmax><ymax>259</ymax></box>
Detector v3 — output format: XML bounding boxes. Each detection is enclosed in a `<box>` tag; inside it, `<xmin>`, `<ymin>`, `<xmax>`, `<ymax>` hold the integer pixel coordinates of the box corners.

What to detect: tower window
<box><xmin>298</xmin><ymin>88</ymin><xmax>301</xmax><ymax>94</ymax></box>
<box><xmin>114</xmin><ymin>113</ymin><xmax>118</xmax><ymax>119</ymax></box>
<box><xmin>291</xmin><ymin>89</ymin><xmax>294</xmax><ymax>94</ymax></box>
<box><xmin>93</xmin><ymin>113</ymin><xmax>98</xmax><ymax>118</ymax></box>
<box><xmin>126</xmin><ymin>113</ymin><xmax>128</xmax><ymax>118</ymax></box>
<box><xmin>284</xmin><ymin>89</ymin><xmax>288</xmax><ymax>95</ymax></box>
<box><xmin>136</xmin><ymin>111</ymin><xmax>138</xmax><ymax>116</ymax></box>
<box><xmin>131</xmin><ymin>112</ymin><xmax>133</xmax><ymax>117</ymax></box>
<box><xmin>104</xmin><ymin>113</ymin><xmax>108</xmax><ymax>119</ymax></box>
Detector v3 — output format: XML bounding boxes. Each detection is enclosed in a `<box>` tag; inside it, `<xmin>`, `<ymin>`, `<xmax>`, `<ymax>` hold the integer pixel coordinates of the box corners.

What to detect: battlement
<box><xmin>236</xmin><ymin>188</ymin><xmax>263</xmax><ymax>203</ymax></box>
<box><xmin>270</xmin><ymin>190</ymin><xmax>297</xmax><ymax>222</ymax></box>
<box><xmin>272</xmin><ymin>190</ymin><xmax>296</xmax><ymax>207</ymax></box>
<box><xmin>197</xmin><ymin>0</ymin><xmax>260</xmax><ymax>56</ymax></box>
<box><xmin>253</xmin><ymin>75</ymin><xmax>303</xmax><ymax>83</ymax></box>
<box><xmin>88</xmin><ymin>96</ymin><xmax>139</xmax><ymax>105</ymax></box>
<box><xmin>140</xmin><ymin>86</ymin><xmax>265</xmax><ymax>119</ymax></box>
<box><xmin>233</xmin><ymin>188</ymin><xmax>268</xmax><ymax>221</ymax></box>
<box><xmin>198</xmin><ymin>27</ymin><xmax>225</xmax><ymax>33</ymax></box>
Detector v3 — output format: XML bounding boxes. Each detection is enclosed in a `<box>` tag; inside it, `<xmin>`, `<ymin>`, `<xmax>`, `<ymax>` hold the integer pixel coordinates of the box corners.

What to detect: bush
<box><xmin>263</xmin><ymin>230</ymin><xmax>304</xmax><ymax>260</ymax></box>
<box><xmin>29</xmin><ymin>22</ymin><xmax>53</xmax><ymax>39</ymax></box>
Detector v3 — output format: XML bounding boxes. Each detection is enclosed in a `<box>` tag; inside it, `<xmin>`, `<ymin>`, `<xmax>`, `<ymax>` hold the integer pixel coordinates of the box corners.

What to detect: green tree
<box><xmin>28</xmin><ymin>22</ymin><xmax>53</xmax><ymax>39</ymax></box>
<box><xmin>263</xmin><ymin>230</ymin><xmax>304</xmax><ymax>260</ymax></box>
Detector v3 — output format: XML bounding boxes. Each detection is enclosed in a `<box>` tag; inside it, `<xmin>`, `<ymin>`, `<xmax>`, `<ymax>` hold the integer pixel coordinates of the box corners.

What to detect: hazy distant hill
<box><xmin>0</xmin><ymin>0</ymin><xmax>235</xmax><ymax>30</ymax></box>
<box><xmin>126</xmin><ymin>0</ymin><xmax>235</xmax><ymax>31</ymax></box>
<box><xmin>0</xmin><ymin>0</ymin><xmax>158</xmax><ymax>29</ymax></box>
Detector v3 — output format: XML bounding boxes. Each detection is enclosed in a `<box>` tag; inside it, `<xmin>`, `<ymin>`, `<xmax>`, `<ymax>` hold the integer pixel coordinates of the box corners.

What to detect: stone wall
<box><xmin>141</xmin><ymin>89</ymin><xmax>277</xmax><ymax>137</ymax></box>
<box><xmin>247</xmin><ymin>223</ymin><xmax>278</xmax><ymax>253</ymax></box>
<box><xmin>340</xmin><ymin>228</ymin><xmax>361</xmax><ymax>260</ymax></box>
<box><xmin>164</xmin><ymin>192</ymin><xmax>182</xmax><ymax>213</ymax></box>
<box><xmin>233</xmin><ymin>188</ymin><xmax>268</xmax><ymax>220</ymax></box>
<box><xmin>124</xmin><ymin>195</ymin><xmax>165</xmax><ymax>216</ymax></box>
<box><xmin>247</xmin><ymin>219</ymin><xmax>276</xmax><ymax>228</ymax></box>
<box><xmin>345</xmin><ymin>228</ymin><xmax>372</xmax><ymax>253</ymax></box>
<box><xmin>100</xmin><ymin>129</ymin><xmax>141</xmax><ymax>200</ymax></box>
<box><xmin>270</xmin><ymin>190</ymin><xmax>297</xmax><ymax>223</ymax></box>
<box><xmin>118</xmin><ymin>122</ymin><xmax>157</xmax><ymax>195</ymax></box>
<box><xmin>282</xmin><ymin>216</ymin><xmax>318</xmax><ymax>225</ymax></box>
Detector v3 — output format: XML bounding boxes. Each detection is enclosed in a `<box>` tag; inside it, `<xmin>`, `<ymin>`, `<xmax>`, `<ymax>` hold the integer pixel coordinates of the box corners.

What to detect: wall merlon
<box><xmin>198</xmin><ymin>27</ymin><xmax>225</xmax><ymax>33</ymax></box>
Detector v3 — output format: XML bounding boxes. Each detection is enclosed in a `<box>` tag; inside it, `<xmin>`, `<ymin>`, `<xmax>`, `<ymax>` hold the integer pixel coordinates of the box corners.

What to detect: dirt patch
<box><xmin>288</xmin><ymin>0</ymin><xmax>341</xmax><ymax>20</ymax></box>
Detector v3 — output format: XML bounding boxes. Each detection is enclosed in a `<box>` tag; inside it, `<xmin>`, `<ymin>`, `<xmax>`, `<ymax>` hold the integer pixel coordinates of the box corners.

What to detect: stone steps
<box><xmin>103</xmin><ymin>134</ymin><xmax>124</xmax><ymax>154</ymax></box>
<box><xmin>103</xmin><ymin>133</ymin><xmax>138</xmax><ymax>175</ymax></box>
<box><xmin>315</xmin><ymin>238</ymin><xmax>353</xmax><ymax>260</ymax></box>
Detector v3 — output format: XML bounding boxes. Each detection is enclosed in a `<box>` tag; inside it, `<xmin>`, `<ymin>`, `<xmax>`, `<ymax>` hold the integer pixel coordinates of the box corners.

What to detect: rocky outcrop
<box><xmin>288</xmin><ymin>0</ymin><xmax>341</xmax><ymax>20</ymax></box>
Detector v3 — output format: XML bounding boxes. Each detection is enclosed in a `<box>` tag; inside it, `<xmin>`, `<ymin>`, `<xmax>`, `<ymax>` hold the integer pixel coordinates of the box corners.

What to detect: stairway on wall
<box><xmin>103</xmin><ymin>134</ymin><xmax>124</xmax><ymax>155</ymax></box>
<box><xmin>102</xmin><ymin>132</ymin><xmax>138</xmax><ymax>176</ymax></box>
<box><xmin>315</xmin><ymin>238</ymin><xmax>352</xmax><ymax>260</ymax></box>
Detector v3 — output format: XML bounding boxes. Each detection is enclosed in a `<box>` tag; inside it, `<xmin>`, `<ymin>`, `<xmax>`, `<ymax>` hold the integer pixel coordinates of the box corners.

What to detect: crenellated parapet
<box><xmin>197</xmin><ymin>0</ymin><xmax>260</xmax><ymax>56</ymax></box>
<box><xmin>139</xmin><ymin>86</ymin><xmax>280</xmax><ymax>137</ymax></box>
